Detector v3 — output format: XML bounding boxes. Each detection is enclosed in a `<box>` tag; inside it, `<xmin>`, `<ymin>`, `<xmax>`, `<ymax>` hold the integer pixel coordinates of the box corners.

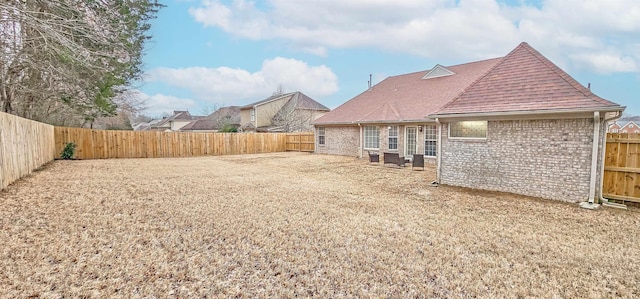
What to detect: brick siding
<box><xmin>315</xmin><ymin>124</ymin><xmax>438</xmax><ymax>165</ymax></box>
<box><xmin>315</xmin><ymin>126</ymin><xmax>360</xmax><ymax>157</ymax></box>
<box><xmin>440</xmin><ymin>118</ymin><xmax>605</xmax><ymax>202</ymax></box>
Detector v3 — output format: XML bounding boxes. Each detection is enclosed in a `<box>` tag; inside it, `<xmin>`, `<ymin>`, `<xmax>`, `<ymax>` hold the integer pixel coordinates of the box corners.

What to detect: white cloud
<box><xmin>129</xmin><ymin>90</ymin><xmax>198</xmax><ymax>117</ymax></box>
<box><xmin>570</xmin><ymin>53</ymin><xmax>638</xmax><ymax>74</ymax></box>
<box><xmin>146</xmin><ymin>57</ymin><xmax>338</xmax><ymax>105</ymax></box>
<box><xmin>189</xmin><ymin>0</ymin><xmax>640</xmax><ymax>74</ymax></box>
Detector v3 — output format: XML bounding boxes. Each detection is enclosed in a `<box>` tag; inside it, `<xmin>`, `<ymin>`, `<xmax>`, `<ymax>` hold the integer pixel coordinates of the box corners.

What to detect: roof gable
<box><xmin>621</xmin><ymin>121</ymin><xmax>638</xmax><ymax>130</ymax></box>
<box><xmin>432</xmin><ymin>42</ymin><xmax>622</xmax><ymax>116</ymax></box>
<box><xmin>422</xmin><ymin>64</ymin><xmax>455</xmax><ymax>79</ymax></box>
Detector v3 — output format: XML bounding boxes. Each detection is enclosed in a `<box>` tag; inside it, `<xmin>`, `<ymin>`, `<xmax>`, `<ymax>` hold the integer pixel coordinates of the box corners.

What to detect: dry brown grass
<box><xmin>1</xmin><ymin>152</ymin><xmax>639</xmax><ymax>297</ymax></box>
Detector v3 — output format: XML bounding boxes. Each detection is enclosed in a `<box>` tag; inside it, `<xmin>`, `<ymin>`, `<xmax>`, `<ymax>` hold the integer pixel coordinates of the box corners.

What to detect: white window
<box><xmin>449</xmin><ymin>121</ymin><xmax>487</xmax><ymax>139</ymax></box>
<box><xmin>424</xmin><ymin>124</ymin><xmax>437</xmax><ymax>157</ymax></box>
<box><xmin>318</xmin><ymin>127</ymin><xmax>326</xmax><ymax>145</ymax></box>
<box><xmin>250</xmin><ymin>109</ymin><xmax>255</xmax><ymax>121</ymax></box>
<box><xmin>364</xmin><ymin>126</ymin><xmax>379</xmax><ymax>149</ymax></box>
<box><xmin>388</xmin><ymin>126</ymin><xmax>398</xmax><ymax>150</ymax></box>
<box><xmin>630</xmin><ymin>124</ymin><xmax>635</xmax><ymax>128</ymax></box>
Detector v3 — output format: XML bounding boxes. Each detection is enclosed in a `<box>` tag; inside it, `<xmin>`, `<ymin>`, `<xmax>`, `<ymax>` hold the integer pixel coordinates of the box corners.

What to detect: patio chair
<box><xmin>383</xmin><ymin>152</ymin><xmax>405</xmax><ymax>167</ymax></box>
<box><xmin>412</xmin><ymin>154</ymin><xmax>424</xmax><ymax>170</ymax></box>
<box><xmin>368</xmin><ymin>151</ymin><xmax>379</xmax><ymax>163</ymax></box>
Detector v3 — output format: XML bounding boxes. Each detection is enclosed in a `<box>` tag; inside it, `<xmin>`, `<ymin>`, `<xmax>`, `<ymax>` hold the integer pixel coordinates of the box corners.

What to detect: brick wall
<box><xmin>440</xmin><ymin>118</ymin><xmax>605</xmax><ymax>202</ymax></box>
<box><xmin>315</xmin><ymin>126</ymin><xmax>360</xmax><ymax>157</ymax></box>
<box><xmin>315</xmin><ymin>124</ymin><xmax>438</xmax><ymax>165</ymax></box>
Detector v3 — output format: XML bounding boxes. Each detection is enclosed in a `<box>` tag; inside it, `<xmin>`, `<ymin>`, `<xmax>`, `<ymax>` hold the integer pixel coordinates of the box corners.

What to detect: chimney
<box><xmin>368</xmin><ymin>74</ymin><xmax>372</xmax><ymax>89</ymax></box>
<box><xmin>588</xmin><ymin>83</ymin><xmax>591</xmax><ymax>90</ymax></box>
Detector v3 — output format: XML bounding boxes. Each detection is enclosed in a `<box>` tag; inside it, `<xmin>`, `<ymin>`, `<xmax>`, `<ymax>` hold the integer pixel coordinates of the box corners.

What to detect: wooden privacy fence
<box><xmin>285</xmin><ymin>132</ymin><xmax>315</xmax><ymax>152</ymax></box>
<box><xmin>603</xmin><ymin>133</ymin><xmax>640</xmax><ymax>203</ymax></box>
<box><xmin>54</xmin><ymin>127</ymin><xmax>288</xmax><ymax>159</ymax></box>
<box><xmin>0</xmin><ymin>112</ymin><xmax>55</xmax><ymax>190</ymax></box>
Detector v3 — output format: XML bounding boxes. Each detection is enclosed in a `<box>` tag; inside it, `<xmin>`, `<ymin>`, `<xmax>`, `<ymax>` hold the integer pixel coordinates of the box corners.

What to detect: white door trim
<box><xmin>405</xmin><ymin>126</ymin><xmax>418</xmax><ymax>158</ymax></box>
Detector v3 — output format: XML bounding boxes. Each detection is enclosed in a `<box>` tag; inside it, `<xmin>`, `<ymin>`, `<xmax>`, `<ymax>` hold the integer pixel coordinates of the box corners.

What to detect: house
<box><xmin>608</xmin><ymin>122</ymin><xmax>622</xmax><ymax>133</ymax></box>
<box><xmin>240</xmin><ymin>92</ymin><xmax>329</xmax><ymax>132</ymax></box>
<box><xmin>148</xmin><ymin>111</ymin><xmax>205</xmax><ymax>131</ymax></box>
<box><xmin>314</xmin><ymin>42</ymin><xmax>625</xmax><ymax>203</ymax></box>
<box><xmin>179</xmin><ymin>106</ymin><xmax>241</xmax><ymax>132</ymax></box>
<box><xmin>608</xmin><ymin>121</ymin><xmax>640</xmax><ymax>133</ymax></box>
<box><xmin>208</xmin><ymin>106</ymin><xmax>241</xmax><ymax>131</ymax></box>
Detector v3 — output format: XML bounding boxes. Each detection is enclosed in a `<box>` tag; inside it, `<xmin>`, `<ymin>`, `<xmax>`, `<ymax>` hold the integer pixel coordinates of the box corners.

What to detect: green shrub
<box><xmin>219</xmin><ymin>124</ymin><xmax>238</xmax><ymax>133</ymax></box>
<box><xmin>60</xmin><ymin>142</ymin><xmax>77</xmax><ymax>160</ymax></box>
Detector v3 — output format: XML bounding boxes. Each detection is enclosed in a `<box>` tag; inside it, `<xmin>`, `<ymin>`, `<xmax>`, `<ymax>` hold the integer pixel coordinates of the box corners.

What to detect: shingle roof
<box><xmin>179</xmin><ymin>119</ymin><xmax>217</xmax><ymax>131</ymax></box>
<box><xmin>241</xmin><ymin>92</ymin><xmax>329</xmax><ymax>111</ymax></box>
<box><xmin>171</xmin><ymin>111</ymin><xmax>193</xmax><ymax>120</ymax></box>
<box><xmin>208</xmin><ymin>106</ymin><xmax>241</xmax><ymax>125</ymax></box>
<box><xmin>279</xmin><ymin>92</ymin><xmax>330</xmax><ymax>112</ymax></box>
<box><xmin>241</xmin><ymin>93</ymin><xmax>293</xmax><ymax>109</ymax></box>
<box><xmin>432</xmin><ymin>42</ymin><xmax>622</xmax><ymax>116</ymax></box>
<box><xmin>152</xmin><ymin>111</ymin><xmax>195</xmax><ymax>127</ymax></box>
<box><xmin>313</xmin><ymin>58</ymin><xmax>502</xmax><ymax>125</ymax></box>
<box><xmin>315</xmin><ymin>42</ymin><xmax>623</xmax><ymax>125</ymax></box>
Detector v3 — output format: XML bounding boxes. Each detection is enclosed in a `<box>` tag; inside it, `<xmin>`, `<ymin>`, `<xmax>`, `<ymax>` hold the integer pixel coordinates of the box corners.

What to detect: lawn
<box><xmin>1</xmin><ymin>152</ymin><xmax>639</xmax><ymax>297</ymax></box>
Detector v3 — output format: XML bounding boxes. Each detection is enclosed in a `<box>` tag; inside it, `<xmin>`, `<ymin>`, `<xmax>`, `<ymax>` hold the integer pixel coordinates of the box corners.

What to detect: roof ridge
<box><xmin>431</xmin><ymin>46</ymin><xmax>515</xmax><ymax>115</ymax></box>
<box><xmin>358</xmin><ymin>101</ymin><xmax>390</xmax><ymax>122</ymax></box>
<box><xmin>445</xmin><ymin>56</ymin><xmax>503</xmax><ymax>68</ymax></box>
<box><xmin>518</xmin><ymin>43</ymin><xmax>614</xmax><ymax>106</ymax></box>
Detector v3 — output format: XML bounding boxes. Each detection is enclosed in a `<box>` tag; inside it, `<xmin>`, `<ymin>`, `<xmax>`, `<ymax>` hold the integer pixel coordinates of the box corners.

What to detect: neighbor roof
<box><xmin>279</xmin><ymin>92</ymin><xmax>330</xmax><ymax>112</ymax></box>
<box><xmin>151</xmin><ymin>110</ymin><xmax>200</xmax><ymax>128</ymax></box>
<box><xmin>208</xmin><ymin>106</ymin><xmax>241</xmax><ymax>125</ymax></box>
<box><xmin>241</xmin><ymin>92</ymin><xmax>329</xmax><ymax>111</ymax></box>
<box><xmin>431</xmin><ymin>42</ymin><xmax>623</xmax><ymax>116</ymax></box>
<box><xmin>313</xmin><ymin>58</ymin><xmax>502</xmax><ymax>125</ymax></box>
<box><xmin>179</xmin><ymin>119</ymin><xmax>217</xmax><ymax>131</ymax></box>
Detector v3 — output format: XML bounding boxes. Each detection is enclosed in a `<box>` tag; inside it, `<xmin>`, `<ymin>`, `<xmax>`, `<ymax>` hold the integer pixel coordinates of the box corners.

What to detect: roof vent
<box><xmin>422</xmin><ymin>64</ymin><xmax>455</xmax><ymax>79</ymax></box>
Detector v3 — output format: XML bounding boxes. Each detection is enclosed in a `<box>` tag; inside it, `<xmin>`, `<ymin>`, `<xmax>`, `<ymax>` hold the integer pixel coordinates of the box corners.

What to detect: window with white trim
<box><xmin>364</xmin><ymin>126</ymin><xmax>379</xmax><ymax>149</ymax></box>
<box><xmin>424</xmin><ymin>124</ymin><xmax>437</xmax><ymax>156</ymax></box>
<box><xmin>388</xmin><ymin>126</ymin><xmax>398</xmax><ymax>150</ymax></box>
<box><xmin>449</xmin><ymin>121</ymin><xmax>487</xmax><ymax>139</ymax></box>
<box><xmin>318</xmin><ymin>127</ymin><xmax>326</xmax><ymax>145</ymax></box>
<box><xmin>250</xmin><ymin>109</ymin><xmax>255</xmax><ymax>121</ymax></box>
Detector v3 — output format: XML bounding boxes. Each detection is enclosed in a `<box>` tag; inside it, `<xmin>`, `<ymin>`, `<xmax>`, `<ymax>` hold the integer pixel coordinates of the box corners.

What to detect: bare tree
<box><xmin>272</xmin><ymin>106</ymin><xmax>315</xmax><ymax>132</ymax></box>
<box><xmin>200</xmin><ymin>103</ymin><xmax>221</xmax><ymax>116</ymax></box>
<box><xmin>0</xmin><ymin>0</ymin><xmax>162</xmax><ymax>125</ymax></box>
<box><xmin>272</xmin><ymin>84</ymin><xmax>285</xmax><ymax>96</ymax></box>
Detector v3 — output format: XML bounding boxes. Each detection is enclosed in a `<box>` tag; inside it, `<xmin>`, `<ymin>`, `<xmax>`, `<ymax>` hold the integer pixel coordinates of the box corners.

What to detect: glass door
<box><xmin>405</xmin><ymin>127</ymin><xmax>417</xmax><ymax>158</ymax></box>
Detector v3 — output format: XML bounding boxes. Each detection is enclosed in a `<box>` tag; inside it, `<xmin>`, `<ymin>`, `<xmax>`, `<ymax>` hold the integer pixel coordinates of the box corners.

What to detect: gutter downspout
<box><xmin>599</xmin><ymin>111</ymin><xmax>623</xmax><ymax>205</ymax></box>
<box><xmin>358</xmin><ymin>122</ymin><xmax>363</xmax><ymax>159</ymax></box>
<box><xmin>435</xmin><ymin>118</ymin><xmax>442</xmax><ymax>184</ymax></box>
<box><xmin>581</xmin><ymin>111</ymin><xmax>600</xmax><ymax>209</ymax></box>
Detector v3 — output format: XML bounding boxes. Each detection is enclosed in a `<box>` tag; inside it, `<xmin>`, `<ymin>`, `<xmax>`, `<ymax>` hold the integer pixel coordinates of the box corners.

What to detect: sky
<box><xmin>136</xmin><ymin>0</ymin><xmax>640</xmax><ymax>117</ymax></box>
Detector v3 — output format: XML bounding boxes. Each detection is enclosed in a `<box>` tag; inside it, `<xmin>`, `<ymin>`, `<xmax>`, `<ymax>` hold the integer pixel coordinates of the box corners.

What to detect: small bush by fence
<box><xmin>0</xmin><ymin>112</ymin><xmax>55</xmax><ymax>190</ymax></box>
<box><xmin>54</xmin><ymin>127</ymin><xmax>291</xmax><ymax>159</ymax></box>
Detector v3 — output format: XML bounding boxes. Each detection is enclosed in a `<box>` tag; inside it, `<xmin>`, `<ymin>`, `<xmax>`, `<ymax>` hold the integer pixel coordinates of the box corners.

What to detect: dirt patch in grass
<box><xmin>1</xmin><ymin>152</ymin><xmax>639</xmax><ymax>297</ymax></box>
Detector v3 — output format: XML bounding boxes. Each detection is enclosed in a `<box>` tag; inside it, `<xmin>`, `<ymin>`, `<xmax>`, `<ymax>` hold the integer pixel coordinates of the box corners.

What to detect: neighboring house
<box><xmin>608</xmin><ymin>122</ymin><xmax>622</xmax><ymax>133</ymax></box>
<box><xmin>209</xmin><ymin>106</ymin><xmax>241</xmax><ymax>131</ymax></box>
<box><xmin>314</xmin><ymin>42</ymin><xmax>625</xmax><ymax>203</ymax></box>
<box><xmin>609</xmin><ymin>121</ymin><xmax>640</xmax><ymax>133</ymax></box>
<box><xmin>178</xmin><ymin>119</ymin><xmax>218</xmax><ymax>132</ymax></box>
<box><xmin>148</xmin><ymin>111</ymin><xmax>205</xmax><ymax>132</ymax></box>
<box><xmin>178</xmin><ymin>106</ymin><xmax>241</xmax><ymax>132</ymax></box>
<box><xmin>240</xmin><ymin>92</ymin><xmax>330</xmax><ymax>132</ymax></box>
